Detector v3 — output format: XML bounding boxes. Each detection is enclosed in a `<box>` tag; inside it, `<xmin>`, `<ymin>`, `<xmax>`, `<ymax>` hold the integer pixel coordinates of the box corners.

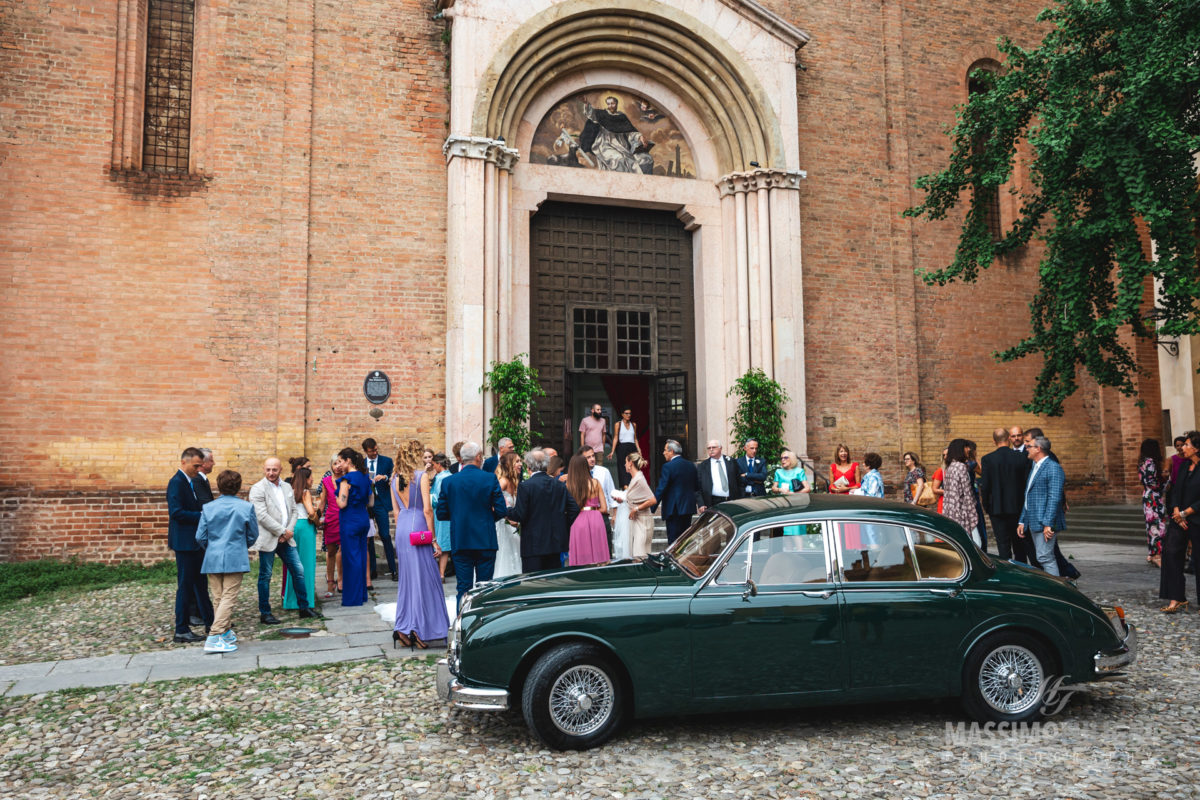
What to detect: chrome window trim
<box><xmin>904</xmin><ymin>525</ymin><xmax>969</xmax><ymax>582</ymax></box>
<box><xmin>830</xmin><ymin>518</ymin><xmax>968</xmax><ymax>586</ymax></box>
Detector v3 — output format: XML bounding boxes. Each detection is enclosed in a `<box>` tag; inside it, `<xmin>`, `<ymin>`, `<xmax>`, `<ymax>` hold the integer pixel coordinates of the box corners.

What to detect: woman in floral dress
<box><xmin>1139</xmin><ymin>438</ymin><xmax>1166</xmax><ymax>567</ymax></box>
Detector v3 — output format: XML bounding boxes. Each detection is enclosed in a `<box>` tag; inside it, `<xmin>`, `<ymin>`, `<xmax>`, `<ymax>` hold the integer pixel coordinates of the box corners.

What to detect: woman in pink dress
<box><xmin>565</xmin><ymin>454</ymin><xmax>610</xmax><ymax>566</ymax></box>
<box><xmin>317</xmin><ymin>454</ymin><xmax>344</xmax><ymax>597</ymax></box>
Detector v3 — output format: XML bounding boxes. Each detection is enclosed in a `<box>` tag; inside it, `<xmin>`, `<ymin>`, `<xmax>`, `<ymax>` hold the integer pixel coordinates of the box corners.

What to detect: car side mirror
<box><xmin>741</xmin><ymin>579</ymin><xmax>757</xmax><ymax>601</ymax></box>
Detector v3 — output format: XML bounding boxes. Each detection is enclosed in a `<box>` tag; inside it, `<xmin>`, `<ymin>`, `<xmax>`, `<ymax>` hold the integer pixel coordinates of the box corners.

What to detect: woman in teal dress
<box><xmin>428</xmin><ymin>453</ymin><xmax>452</xmax><ymax>579</ymax></box>
<box><xmin>283</xmin><ymin>467</ymin><xmax>317</xmax><ymax>610</ymax></box>
<box><xmin>771</xmin><ymin>450</ymin><xmax>811</xmax><ymax>537</ymax></box>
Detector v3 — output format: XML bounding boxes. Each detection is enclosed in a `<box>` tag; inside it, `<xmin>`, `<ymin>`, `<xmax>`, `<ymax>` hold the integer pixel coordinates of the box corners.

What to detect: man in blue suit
<box><xmin>735</xmin><ymin>439</ymin><xmax>768</xmax><ymax>497</ymax></box>
<box><xmin>436</xmin><ymin>441</ymin><xmax>508</xmax><ymax>609</ymax></box>
<box><xmin>363</xmin><ymin>438</ymin><xmax>397</xmax><ymax>581</ymax></box>
<box><xmin>1017</xmin><ymin>435</ymin><xmax>1067</xmax><ymax>576</ymax></box>
<box><xmin>167</xmin><ymin>447</ymin><xmax>214</xmax><ymax>643</ymax></box>
<box><xmin>654</xmin><ymin>439</ymin><xmax>699</xmax><ymax>546</ymax></box>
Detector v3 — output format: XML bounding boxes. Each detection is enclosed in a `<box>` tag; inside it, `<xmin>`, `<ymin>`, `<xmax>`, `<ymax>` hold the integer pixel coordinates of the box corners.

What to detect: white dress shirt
<box><xmin>709</xmin><ymin>457</ymin><xmax>730</xmax><ymax>499</ymax></box>
<box><xmin>592</xmin><ymin>465</ymin><xmax>615</xmax><ymax>510</ymax></box>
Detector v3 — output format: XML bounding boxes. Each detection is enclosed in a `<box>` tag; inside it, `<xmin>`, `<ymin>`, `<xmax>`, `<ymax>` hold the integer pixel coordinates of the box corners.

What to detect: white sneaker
<box><xmin>204</xmin><ymin>635</ymin><xmax>237</xmax><ymax>654</ymax></box>
<box><xmin>221</xmin><ymin>629</ymin><xmax>237</xmax><ymax>645</ymax></box>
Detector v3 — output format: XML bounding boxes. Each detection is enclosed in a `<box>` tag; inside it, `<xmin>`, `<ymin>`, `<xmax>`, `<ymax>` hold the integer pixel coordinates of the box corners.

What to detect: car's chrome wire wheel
<box><xmin>548</xmin><ymin>665</ymin><xmax>615</xmax><ymax>736</ymax></box>
<box><xmin>978</xmin><ymin>644</ymin><xmax>1044</xmax><ymax>714</ymax></box>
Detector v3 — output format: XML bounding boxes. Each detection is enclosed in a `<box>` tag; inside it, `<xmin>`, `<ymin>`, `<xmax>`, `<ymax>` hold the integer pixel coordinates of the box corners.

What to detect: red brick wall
<box><xmin>0</xmin><ymin>0</ymin><xmax>1156</xmax><ymax>563</ymax></box>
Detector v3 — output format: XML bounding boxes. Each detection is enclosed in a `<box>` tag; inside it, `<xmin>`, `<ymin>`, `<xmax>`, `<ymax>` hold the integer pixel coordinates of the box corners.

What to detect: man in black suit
<box><xmin>363</xmin><ymin>438</ymin><xmax>397</xmax><ymax>581</ymax></box>
<box><xmin>980</xmin><ymin>428</ymin><xmax>1030</xmax><ymax>562</ymax></box>
<box><xmin>167</xmin><ymin>447</ymin><xmax>214</xmax><ymax>643</ymax></box>
<box><xmin>735</xmin><ymin>439</ymin><xmax>768</xmax><ymax>497</ymax></box>
<box><xmin>697</xmin><ymin>439</ymin><xmax>739</xmax><ymax>512</ymax></box>
<box><xmin>507</xmin><ymin>449</ymin><xmax>580</xmax><ymax>572</ymax></box>
<box><xmin>194</xmin><ymin>448</ymin><xmax>215</xmax><ymax>503</ymax></box>
<box><xmin>654</xmin><ymin>439</ymin><xmax>699</xmax><ymax>545</ymax></box>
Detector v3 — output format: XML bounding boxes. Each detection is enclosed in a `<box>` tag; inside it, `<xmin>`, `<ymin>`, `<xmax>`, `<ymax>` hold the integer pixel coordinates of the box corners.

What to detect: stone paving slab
<box><xmin>237</xmin><ymin>636</ymin><xmax>349</xmax><ymax>656</ymax></box>
<box><xmin>324</xmin><ymin>616</ymin><xmax>391</xmax><ymax>635</ymax></box>
<box><xmin>258</xmin><ymin>645</ymin><xmax>383</xmax><ymax>671</ymax></box>
<box><xmin>7</xmin><ymin>666</ymin><xmax>151</xmax><ymax>696</ymax></box>
<box><xmin>48</xmin><ymin>654</ymin><xmax>132</xmax><ymax>676</ymax></box>
<box><xmin>147</xmin><ymin>656</ymin><xmax>259</xmax><ymax>683</ymax></box>
<box><xmin>128</xmin><ymin>648</ymin><xmax>211</xmax><ymax>668</ymax></box>
<box><xmin>345</xmin><ymin>631</ymin><xmax>393</xmax><ymax>648</ymax></box>
<box><xmin>0</xmin><ymin>681</ymin><xmax>11</xmax><ymax>696</ymax></box>
<box><xmin>0</xmin><ymin>661</ymin><xmax>55</xmax><ymax>681</ymax></box>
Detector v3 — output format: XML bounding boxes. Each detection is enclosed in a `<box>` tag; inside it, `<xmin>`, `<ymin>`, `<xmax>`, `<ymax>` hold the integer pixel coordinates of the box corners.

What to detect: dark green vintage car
<box><xmin>435</xmin><ymin>495</ymin><xmax>1136</xmax><ymax>750</ymax></box>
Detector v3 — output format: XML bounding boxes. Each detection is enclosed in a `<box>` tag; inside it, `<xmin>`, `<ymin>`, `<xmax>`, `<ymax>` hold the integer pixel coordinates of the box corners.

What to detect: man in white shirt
<box><xmin>582</xmin><ymin>446</ymin><xmax>616</xmax><ymax>549</ymax></box>
<box><xmin>249</xmin><ymin>457</ymin><xmax>322</xmax><ymax>625</ymax></box>
<box><xmin>697</xmin><ymin>440</ymin><xmax>738</xmax><ymax>512</ymax></box>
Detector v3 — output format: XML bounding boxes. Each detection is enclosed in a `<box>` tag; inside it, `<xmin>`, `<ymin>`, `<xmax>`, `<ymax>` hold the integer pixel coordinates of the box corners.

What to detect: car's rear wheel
<box><xmin>521</xmin><ymin>643</ymin><xmax>626</xmax><ymax>750</ymax></box>
<box><xmin>962</xmin><ymin>632</ymin><xmax>1053</xmax><ymax>723</ymax></box>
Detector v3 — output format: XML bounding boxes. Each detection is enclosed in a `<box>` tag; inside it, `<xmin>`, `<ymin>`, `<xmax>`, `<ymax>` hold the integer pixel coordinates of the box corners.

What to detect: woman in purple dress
<box><xmin>391</xmin><ymin>441</ymin><xmax>448</xmax><ymax>649</ymax></box>
<box><xmin>335</xmin><ymin>448</ymin><xmax>372</xmax><ymax>607</ymax></box>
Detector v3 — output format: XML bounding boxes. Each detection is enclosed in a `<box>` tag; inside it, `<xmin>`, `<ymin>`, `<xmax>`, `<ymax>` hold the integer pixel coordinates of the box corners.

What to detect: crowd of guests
<box><xmin>1138</xmin><ymin>431</ymin><xmax>1200</xmax><ymax>614</ymax></box>
<box><xmin>166</xmin><ymin>417</ymin><xmax>1197</xmax><ymax>654</ymax></box>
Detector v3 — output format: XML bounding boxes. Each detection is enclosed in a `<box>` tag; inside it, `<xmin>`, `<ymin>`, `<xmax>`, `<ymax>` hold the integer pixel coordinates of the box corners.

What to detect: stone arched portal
<box><xmin>441</xmin><ymin>0</ymin><xmax>810</xmax><ymax>457</ymax></box>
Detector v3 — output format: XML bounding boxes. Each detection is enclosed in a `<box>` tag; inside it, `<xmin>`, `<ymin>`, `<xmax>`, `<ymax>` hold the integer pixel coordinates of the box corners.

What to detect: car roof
<box><xmin>716</xmin><ymin>493</ymin><xmax>955</xmax><ymax>530</ymax></box>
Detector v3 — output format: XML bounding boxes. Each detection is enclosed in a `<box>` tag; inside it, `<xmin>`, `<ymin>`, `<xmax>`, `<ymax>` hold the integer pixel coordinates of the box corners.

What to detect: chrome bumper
<box><xmin>1094</xmin><ymin>623</ymin><xmax>1137</xmax><ymax>675</ymax></box>
<box><xmin>436</xmin><ymin>658</ymin><xmax>509</xmax><ymax>711</ymax></box>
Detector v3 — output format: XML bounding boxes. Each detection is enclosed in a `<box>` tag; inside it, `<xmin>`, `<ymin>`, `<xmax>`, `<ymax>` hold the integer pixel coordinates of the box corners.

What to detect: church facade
<box><xmin>0</xmin><ymin>0</ymin><xmax>1166</xmax><ymax>562</ymax></box>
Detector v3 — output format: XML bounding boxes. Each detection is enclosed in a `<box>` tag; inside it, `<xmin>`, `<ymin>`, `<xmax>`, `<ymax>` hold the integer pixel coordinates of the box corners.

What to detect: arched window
<box><xmin>968</xmin><ymin>60</ymin><xmax>1002</xmax><ymax>242</ymax></box>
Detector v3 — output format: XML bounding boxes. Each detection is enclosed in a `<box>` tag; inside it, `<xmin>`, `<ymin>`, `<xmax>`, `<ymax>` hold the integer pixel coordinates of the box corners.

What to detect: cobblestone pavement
<box><xmin>0</xmin><ymin>543</ymin><xmax>1197</xmax><ymax>798</ymax></box>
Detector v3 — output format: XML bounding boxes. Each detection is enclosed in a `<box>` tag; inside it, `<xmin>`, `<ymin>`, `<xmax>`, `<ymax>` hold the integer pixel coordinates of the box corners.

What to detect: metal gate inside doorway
<box><xmin>529</xmin><ymin>201</ymin><xmax>697</xmax><ymax>477</ymax></box>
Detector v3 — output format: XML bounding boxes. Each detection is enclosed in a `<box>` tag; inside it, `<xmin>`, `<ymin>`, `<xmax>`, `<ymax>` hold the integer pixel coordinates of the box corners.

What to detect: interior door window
<box><xmin>749</xmin><ymin>524</ymin><xmax>830</xmax><ymax>586</ymax></box>
<box><xmin>909</xmin><ymin>529</ymin><xmax>967</xmax><ymax>580</ymax></box>
<box><xmin>838</xmin><ymin>522</ymin><xmax>917</xmax><ymax>582</ymax></box>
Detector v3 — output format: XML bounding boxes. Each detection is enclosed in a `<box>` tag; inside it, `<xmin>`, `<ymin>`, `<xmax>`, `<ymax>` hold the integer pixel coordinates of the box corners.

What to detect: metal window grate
<box><xmin>615</xmin><ymin>309</ymin><xmax>653</xmax><ymax>371</ymax></box>
<box><xmin>572</xmin><ymin>308</ymin><xmax>610</xmax><ymax>370</ymax></box>
<box><xmin>968</xmin><ymin>72</ymin><xmax>1002</xmax><ymax>243</ymax></box>
<box><xmin>142</xmin><ymin>0</ymin><xmax>194</xmax><ymax>173</ymax></box>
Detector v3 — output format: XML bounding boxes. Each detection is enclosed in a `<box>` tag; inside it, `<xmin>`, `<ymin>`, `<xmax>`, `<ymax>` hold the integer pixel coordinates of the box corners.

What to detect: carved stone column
<box><xmin>717</xmin><ymin>167</ymin><xmax>808</xmax><ymax>454</ymax></box>
<box><xmin>444</xmin><ymin>135</ymin><xmax>520</xmax><ymax>448</ymax></box>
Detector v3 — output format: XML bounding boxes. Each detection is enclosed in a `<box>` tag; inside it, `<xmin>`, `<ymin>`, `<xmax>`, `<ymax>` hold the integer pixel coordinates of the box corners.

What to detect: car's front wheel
<box><xmin>521</xmin><ymin>643</ymin><xmax>626</xmax><ymax>750</ymax></box>
<box><xmin>962</xmin><ymin>632</ymin><xmax>1054</xmax><ymax>723</ymax></box>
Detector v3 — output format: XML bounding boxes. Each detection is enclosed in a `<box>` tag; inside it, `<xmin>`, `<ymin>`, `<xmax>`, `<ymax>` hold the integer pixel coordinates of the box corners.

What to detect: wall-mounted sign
<box><xmin>364</xmin><ymin>370</ymin><xmax>391</xmax><ymax>405</ymax></box>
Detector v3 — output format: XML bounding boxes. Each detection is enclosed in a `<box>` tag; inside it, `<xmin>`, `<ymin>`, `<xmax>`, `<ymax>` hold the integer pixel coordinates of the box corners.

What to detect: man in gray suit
<box><xmin>249</xmin><ymin>457</ymin><xmax>321</xmax><ymax>625</ymax></box>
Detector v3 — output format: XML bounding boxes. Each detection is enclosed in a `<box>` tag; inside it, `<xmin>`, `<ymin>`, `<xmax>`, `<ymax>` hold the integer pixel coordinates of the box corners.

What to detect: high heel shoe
<box><xmin>393</xmin><ymin>631</ymin><xmax>411</xmax><ymax>649</ymax></box>
<box><xmin>411</xmin><ymin>631</ymin><xmax>427</xmax><ymax>650</ymax></box>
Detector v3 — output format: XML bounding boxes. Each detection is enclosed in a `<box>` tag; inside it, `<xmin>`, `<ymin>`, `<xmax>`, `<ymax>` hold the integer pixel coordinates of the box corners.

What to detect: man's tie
<box><xmin>717</xmin><ymin>460</ymin><xmax>728</xmax><ymax>494</ymax></box>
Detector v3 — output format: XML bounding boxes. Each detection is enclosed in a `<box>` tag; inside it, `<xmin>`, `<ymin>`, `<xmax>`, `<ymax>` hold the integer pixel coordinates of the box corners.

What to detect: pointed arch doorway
<box><xmin>530</xmin><ymin>201</ymin><xmax>696</xmax><ymax>480</ymax></box>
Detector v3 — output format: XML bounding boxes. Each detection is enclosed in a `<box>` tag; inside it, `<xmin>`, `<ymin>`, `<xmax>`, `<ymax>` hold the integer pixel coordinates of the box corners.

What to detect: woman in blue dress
<box><xmin>336</xmin><ymin>448</ymin><xmax>372</xmax><ymax>607</ymax></box>
<box><xmin>428</xmin><ymin>453</ymin><xmax>453</xmax><ymax>579</ymax></box>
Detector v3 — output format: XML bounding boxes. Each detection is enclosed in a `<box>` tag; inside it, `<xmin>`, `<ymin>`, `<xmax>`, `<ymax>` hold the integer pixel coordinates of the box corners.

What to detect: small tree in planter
<box><xmin>481</xmin><ymin>354</ymin><xmax>546</xmax><ymax>455</ymax></box>
<box><xmin>727</xmin><ymin>368</ymin><xmax>790</xmax><ymax>465</ymax></box>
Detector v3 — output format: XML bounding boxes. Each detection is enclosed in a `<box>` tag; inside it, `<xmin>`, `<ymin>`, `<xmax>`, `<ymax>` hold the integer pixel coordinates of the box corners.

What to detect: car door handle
<box><xmin>801</xmin><ymin>590</ymin><xmax>833</xmax><ymax>599</ymax></box>
<box><xmin>928</xmin><ymin>587</ymin><xmax>961</xmax><ymax>597</ymax></box>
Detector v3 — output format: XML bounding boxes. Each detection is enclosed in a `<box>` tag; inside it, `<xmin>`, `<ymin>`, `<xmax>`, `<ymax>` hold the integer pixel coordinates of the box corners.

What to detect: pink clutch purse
<box><xmin>409</xmin><ymin>530</ymin><xmax>433</xmax><ymax>546</ymax></box>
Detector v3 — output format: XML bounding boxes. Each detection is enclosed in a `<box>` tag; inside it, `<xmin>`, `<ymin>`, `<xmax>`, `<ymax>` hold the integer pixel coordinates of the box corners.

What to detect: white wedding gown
<box><xmin>494</xmin><ymin>491</ymin><xmax>522</xmax><ymax>579</ymax></box>
<box><xmin>611</xmin><ymin>497</ymin><xmax>631</xmax><ymax>561</ymax></box>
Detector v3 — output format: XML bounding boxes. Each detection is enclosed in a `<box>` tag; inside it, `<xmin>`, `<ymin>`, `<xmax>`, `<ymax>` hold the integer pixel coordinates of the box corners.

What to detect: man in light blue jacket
<box><xmin>197</xmin><ymin>470</ymin><xmax>260</xmax><ymax>653</ymax></box>
<box><xmin>1017</xmin><ymin>436</ymin><xmax>1067</xmax><ymax>577</ymax></box>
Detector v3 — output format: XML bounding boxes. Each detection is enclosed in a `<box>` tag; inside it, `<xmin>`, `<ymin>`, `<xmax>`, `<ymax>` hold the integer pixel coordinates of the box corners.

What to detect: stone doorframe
<box><xmin>440</xmin><ymin>0</ymin><xmax>811</xmax><ymax>456</ymax></box>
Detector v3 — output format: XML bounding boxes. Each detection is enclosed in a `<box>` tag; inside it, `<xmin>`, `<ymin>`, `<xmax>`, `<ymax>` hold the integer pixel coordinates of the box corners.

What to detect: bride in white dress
<box><xmin>493</xmin><ymin>452</ymin><xmax>524</xmax><ymax>579</ymax></box>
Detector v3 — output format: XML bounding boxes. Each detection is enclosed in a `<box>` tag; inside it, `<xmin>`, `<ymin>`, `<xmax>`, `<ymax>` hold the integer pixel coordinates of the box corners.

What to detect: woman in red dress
<box><xmin>828</xmin><ymin>444</ymin><xmax>862</xmax><ymax>494</ymax></box>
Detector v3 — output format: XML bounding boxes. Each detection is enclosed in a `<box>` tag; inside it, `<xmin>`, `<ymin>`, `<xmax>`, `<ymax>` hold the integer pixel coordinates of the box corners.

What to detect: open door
<box><xmin>652</xmin><ymin>371</ymin><xmax>690</xmax><ymax>480</ymax></box>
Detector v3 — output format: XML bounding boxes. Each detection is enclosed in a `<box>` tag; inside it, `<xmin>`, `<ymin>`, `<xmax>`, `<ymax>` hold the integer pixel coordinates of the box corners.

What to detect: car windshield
<box><xmin>667</xmin><ymin>511</ymin><xmax>737</xmax><ymax>578</ymax></box>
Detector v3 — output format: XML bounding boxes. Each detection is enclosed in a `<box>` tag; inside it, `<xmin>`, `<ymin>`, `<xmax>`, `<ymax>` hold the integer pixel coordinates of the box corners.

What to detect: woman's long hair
<box><xmin>338</xmin><ymin>447</ymin><xmax>368</xmax><ymax>475</ymax></box>
<box><xmin>565</xmin><ymin>454</ymin><xmax>594</xmax><ymax>506</ymax></box>
<box><xmin>1139</xmin><ymin>438</ymin><xmax>1163</xmax><ymax>468</ymax></box>
<box><xmin>946</xmin><ymin>439</ymin><xmax>970</xmax><ymax>464</ymax></box>
<box><xmin>396</xmin><ymin>439</ymin><xmax>424</xmax><ymax>479</ymax></box>
<box><xmin>497</xmin><ymin>451</ymin><xmax>522</xmax><ymax>490</ymax></box>
<box><xmin>292</xmin><ymin>467</ymin><xmax>311</xmax><ymax>503</ymax></box>
<box><xmin>903</xmin><ymin>451</ymin><xmax>923</xmax><ymax>471</ymax></box>
<box><xmin>833</xmin><ymin>444</ymin><xmax>851</xmax><ymax>465</ymax></box>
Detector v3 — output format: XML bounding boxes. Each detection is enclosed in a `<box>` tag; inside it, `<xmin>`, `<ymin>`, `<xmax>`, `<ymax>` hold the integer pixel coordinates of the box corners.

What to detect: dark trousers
<box><xmin>989</xmin><ymin>513</ymin><xmax>1022</xmax><ymax>561</ymax></box>
<box><xmin>522</xmin><ymin>553</ymin><xmax>562</xmax><ymax>573</ymax></box>
<box><xmin>370</xmin><ymin>506</ymin><xmax>396</xmax><ymax>577</ymax></box>
<box><xmin>174</xmin><ymin>550</ymin><xmax>213</xmax><ymax>634</ymax></box>
<box><xmin>664</xmin><ymin>514</ymin><xmax>693</xmax><ymax>546</ymax></box>
<box><xmin>453</xmin><ymin>548</ymin><xmax>496</xmax><ymax>612</ymax></box>
<box><xmin>1160</xmin><ymin>522</ymin><xmax>1200</xmax><ymax>603</ymax></box>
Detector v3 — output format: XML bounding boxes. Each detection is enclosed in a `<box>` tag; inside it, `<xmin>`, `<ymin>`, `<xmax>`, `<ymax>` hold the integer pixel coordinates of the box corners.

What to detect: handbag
<box><xmin>409</xmin><ymin>530</ymin><xmax>434</xmax><ymax>546</ymax></box>
<box><xmin>916</xmin><ymin>480</ymin><xmax>937</xmax><ymax>507</ymax></box>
